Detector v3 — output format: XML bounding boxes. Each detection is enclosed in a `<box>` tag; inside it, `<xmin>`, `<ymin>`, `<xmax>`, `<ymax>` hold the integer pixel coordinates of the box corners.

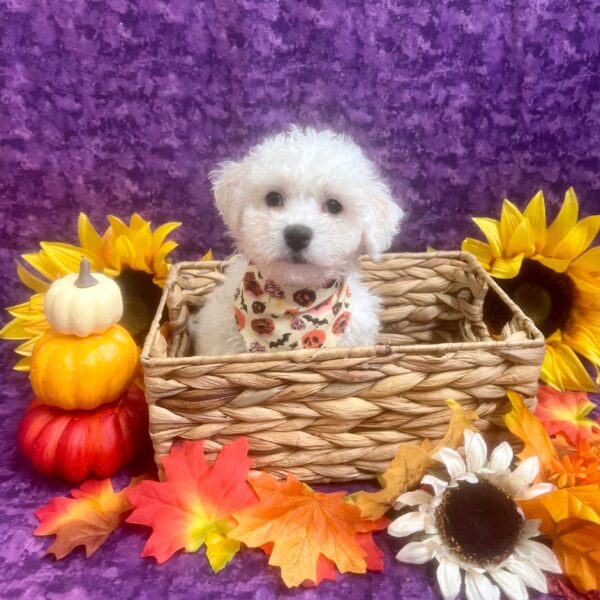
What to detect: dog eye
<box><xmin>325</xmin><ymin>198</ymin><xmax>343</xmax><ymax>214</ymax></box>
<box><xmin>265</xmin><ymin>191</ymin><xmax>284</xmax><ymax>207</ymax></box>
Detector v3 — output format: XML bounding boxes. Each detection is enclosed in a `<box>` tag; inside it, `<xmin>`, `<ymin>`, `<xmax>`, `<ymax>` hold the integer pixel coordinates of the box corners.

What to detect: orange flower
<box><xmin>550</xmin><ymin>440</ymin><xmax>600</xmax><ymax>488</ymax></box>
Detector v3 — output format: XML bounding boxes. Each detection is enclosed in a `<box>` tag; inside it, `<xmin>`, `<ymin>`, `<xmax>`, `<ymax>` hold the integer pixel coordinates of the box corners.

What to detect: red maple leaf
<box><xmin>126</xmin><ymin>438</ymin><xmax>257</xmax><ymax>572</ymax></box>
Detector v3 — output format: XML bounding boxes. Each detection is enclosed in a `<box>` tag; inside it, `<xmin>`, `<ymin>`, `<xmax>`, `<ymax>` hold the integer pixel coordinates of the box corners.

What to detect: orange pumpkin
<box><xmin>18</xmin><ymin>385</ymin><xmax>150</xmax><ymax>482</ymax></box>
<box><xmin>30</xmin><ymin>324</ymin><xmax>139</xmax><ymax>410</ymax></box>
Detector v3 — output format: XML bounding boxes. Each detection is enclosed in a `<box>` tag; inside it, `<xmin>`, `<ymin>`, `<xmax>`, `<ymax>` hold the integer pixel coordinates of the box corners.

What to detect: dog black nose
<box><xmin>284</xmin><ymin>225</ymin><xmax>312</xmax><ymax>252</ymax></box>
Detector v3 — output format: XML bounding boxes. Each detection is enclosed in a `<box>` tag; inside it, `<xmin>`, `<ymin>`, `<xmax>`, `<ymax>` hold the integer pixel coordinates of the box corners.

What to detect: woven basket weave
<box><xmin>141</xmin><ymin>252</ymin><xmax>545</xmax><ymax>483</ymax></box>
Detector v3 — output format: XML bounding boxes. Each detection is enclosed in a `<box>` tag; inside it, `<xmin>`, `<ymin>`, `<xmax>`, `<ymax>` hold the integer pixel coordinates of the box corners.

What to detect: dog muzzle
<box><xmin>233</xmin><ymin>265</ymin><xmax>352</xmax><ymax>352</ymax></box>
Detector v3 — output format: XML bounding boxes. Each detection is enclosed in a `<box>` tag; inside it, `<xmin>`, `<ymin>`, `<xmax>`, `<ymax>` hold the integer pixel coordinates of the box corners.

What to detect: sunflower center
<box><xmin>483</xmin><ymin>259</ymin><xmax>574</xmax><ymax>337</ymax></box>
<box><xmin>114</xmin><ymin>269</ymin><xmax>163</xmax><ymax>345</ymax></box>
<box><xmin>435</xmin><ymin>480</ymin><xmax>522</xmax><ymax>565</ymax></box>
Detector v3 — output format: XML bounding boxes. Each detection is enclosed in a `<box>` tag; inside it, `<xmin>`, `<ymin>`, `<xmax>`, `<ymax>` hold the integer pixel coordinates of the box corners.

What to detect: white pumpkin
<box><xmin>44</xmin><ymin>258</ymin><xmax>123</xmax><ymax>337</ymax></box>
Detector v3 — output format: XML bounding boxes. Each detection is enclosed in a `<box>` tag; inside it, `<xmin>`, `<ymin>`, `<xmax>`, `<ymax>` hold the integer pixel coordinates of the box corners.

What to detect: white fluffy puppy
<box><xmin>190</xmin><ymin>126</ymin><xmax>403</xmax><ymax>356</ymax></box>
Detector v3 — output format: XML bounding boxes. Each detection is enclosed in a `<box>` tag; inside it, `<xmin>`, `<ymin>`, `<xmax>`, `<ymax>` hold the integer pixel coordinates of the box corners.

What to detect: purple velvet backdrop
<box><xmin>2</xmin><ymin>0</ymin><xmax>600</xmax><ymax>598</ymax></box>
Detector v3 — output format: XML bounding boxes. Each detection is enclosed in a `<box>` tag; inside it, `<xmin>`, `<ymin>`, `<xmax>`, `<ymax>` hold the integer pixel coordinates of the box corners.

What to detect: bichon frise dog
<box><xmin>189</xmin><ymin>126</ymin><xmax>403</xmax><ymax>356</ymax></box>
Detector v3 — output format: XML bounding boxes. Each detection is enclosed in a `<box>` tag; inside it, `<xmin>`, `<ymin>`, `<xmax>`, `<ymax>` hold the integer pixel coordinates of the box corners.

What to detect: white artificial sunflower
<box><xmin>388</xmin><ymin>430</ymin><xmax>561</xmax><ymax>600</ymax></box>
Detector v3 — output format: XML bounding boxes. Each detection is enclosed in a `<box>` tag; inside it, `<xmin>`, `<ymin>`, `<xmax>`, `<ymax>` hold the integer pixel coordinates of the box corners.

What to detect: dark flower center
<box><xmin>483</xmin><ymin>259</ymin><xmax>574</xmax><ymax>337</ymax></box>
<box><xmin>435</xmin><ymin>480</ymin><xmax>522</xmax><ymax>565</ymax></box>
<box><xmin>114</xmin><ymin>269</ymin><xmax>163</xmax><ymax>345</ymax></box>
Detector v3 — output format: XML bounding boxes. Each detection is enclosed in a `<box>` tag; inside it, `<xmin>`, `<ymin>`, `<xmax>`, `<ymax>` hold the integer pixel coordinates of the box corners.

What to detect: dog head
<box><xmin>210</xmin><ymin>126</ymin><xmax>403</xmax><ymax>286</ymax></box>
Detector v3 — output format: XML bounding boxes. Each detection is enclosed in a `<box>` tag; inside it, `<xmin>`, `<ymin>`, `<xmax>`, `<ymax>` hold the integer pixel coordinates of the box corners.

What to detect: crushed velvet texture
<box><xmin>2</xmin><ymin>0</ymin><xmax>599</xmax><ymax>597</ymax></box>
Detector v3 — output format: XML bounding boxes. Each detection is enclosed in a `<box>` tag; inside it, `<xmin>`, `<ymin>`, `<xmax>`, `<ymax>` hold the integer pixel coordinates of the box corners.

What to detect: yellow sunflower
<box><xmin>0</xmin><ymin>213</ymin><xmax>193</xmax><ymax>371</ymax></box>
<box><xmin>462</xmin><ymin>188</ymin><xmax>600</xmax><ymax>392</ymax></box>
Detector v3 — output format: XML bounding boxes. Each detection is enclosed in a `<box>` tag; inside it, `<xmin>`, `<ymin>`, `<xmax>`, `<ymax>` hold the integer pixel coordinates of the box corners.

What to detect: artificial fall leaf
<box><xmin>504</xmin><ymin>389</ymin><xmax>558</xmax><ymax>479</ymax></box>
<box><xmin>263</xmin><ymin>518</ymin><xmax>388</xmax><ymax>588</ymax></box>
<box><xmin>34</xmin><ymin>476</ymin><xmax>144</xmax><ymax>559</ymax></box>
<box><xmin>229</xmin><ymin>473</ymin><xmax>388</xmax><ymax>588</ymax></box>
<box><xmin>551</xmin><ymin>519</ymin><xmax>600</xmax><ymax>593</ymax></box>
<box><xmin>350</xmin><ymin>399</ymin><xmax>478</xmax><ymax>519</ymax></box>
<box><xmin>125</xmin><ymin>438</ymin><xmax>257</xmax><ymax>572</ymax></box>
<box><xmin>519</xmin><ymin>484</ymin><xmax>600</xmax><ymax>533</ymax></box>
<box><xmin>547</xmin><ymin>572</ymin><xmax>600</xmax><ymax>600</ymax></box>
<box><xmin>535</xmin><ymin>386</ymin><xmax>600</xmax><ymax>446</ymax></box>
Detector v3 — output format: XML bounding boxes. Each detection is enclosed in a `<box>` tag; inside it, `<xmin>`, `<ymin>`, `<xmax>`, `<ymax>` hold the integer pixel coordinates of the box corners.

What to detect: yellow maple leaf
<box><xmin>350</xmin><ymin>399</ymin><xmax>478</xmax><ymax>519</ymax></box>
<box><xmin>229</xmin><ymin>473</ymin><xmax>386</xmax><ymax>587</ymax></box>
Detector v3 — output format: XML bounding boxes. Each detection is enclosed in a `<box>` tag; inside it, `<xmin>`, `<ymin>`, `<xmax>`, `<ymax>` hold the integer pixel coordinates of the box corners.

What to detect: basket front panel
<box><xmin>145</xmin><ymin>343</ymin><xmax>544</xmax><ymax>483</ymax></box>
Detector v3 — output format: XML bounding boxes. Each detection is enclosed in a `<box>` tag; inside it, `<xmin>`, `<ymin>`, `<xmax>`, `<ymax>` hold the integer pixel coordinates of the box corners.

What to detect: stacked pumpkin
<box><xmin>18</xmin><ymin>258</ymin><xmax>149</xmax><ymax>482</ymax></box>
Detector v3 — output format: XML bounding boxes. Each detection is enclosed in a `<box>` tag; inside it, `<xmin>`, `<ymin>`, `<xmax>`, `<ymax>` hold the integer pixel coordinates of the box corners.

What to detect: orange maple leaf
<box><xmin>551</xmin><ymin>519</ymin><xmax>600</xmax><ymax>593</ymax></box>
<box><xmin>125</xmin><ymin>438</ymin><xmax>257</xmax><ymax>572</ymax></box>
<box><xmin>229</xmin><ymin>473</ymin><xmax>388</xmax><ymax>588</ymax></box>
<box><xmin>536</xmin><ymin>386</ymin><xmax>600</xmax><ymax>446</ymax></box>
<box><xmin>504</xmin><ymin>390</ymin><xmax>558</xmax><ymax>479</ymax></box>
<box><xmin>34</xmin><ymin>476</ymin><xmax>143</xmax><ymax>559</ymax></box>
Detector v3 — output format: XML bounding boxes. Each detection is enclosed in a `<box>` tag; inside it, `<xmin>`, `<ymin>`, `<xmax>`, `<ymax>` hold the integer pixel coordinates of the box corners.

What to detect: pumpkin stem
<box><xmin>75</xmin><ymin>257</ymin><xmax>99</xmax><ymax>288</ymax></box>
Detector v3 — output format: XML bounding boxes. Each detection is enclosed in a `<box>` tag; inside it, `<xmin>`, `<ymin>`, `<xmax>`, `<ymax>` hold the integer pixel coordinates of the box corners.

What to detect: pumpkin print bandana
<box><xmin>233</xmin><ymin>265</ymin><xmax>352</xmax><ymax>352</ymax></box>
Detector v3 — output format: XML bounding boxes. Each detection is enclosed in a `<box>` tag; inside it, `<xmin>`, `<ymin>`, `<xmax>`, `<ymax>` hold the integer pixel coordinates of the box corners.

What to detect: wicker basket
<box><xmin>141</xmin><ymin>252</ymin><xmax>545</xmax><ymax>483</ymax></box>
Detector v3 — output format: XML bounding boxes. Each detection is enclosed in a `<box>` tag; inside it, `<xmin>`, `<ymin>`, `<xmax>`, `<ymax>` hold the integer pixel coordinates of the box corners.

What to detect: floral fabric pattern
<box><xmin>233</xmin><ymin>265</ymin><xmax>352</xmax><ymax>352</ymax></box>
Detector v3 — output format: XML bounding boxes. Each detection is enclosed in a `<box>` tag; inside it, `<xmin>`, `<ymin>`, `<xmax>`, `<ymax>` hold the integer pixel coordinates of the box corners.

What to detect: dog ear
<box><xmin>362</xmin><ymin>184</ymin><xmax>404</xmax><ymax>260</ymax></box>
<box><xmin>209</xmin><ymin>160</ymin><xmax>247</xmax><ymax>235</ymax></box>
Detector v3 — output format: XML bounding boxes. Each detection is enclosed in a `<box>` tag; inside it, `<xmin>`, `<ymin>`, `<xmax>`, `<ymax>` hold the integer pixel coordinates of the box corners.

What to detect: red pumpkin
<box><xmin>18</xmin><ymin>385</ymin><xmax>149</xmax><ymax>482</ymax></box>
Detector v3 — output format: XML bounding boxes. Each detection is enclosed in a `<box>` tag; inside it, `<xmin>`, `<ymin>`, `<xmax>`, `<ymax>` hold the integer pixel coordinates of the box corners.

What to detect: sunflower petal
<box><xmin>433</xmin><ymin>448</ymin><xmax>467</xmax><ymax>479</ymax></box>
<box><xmin>500</xmin><ymin>200</ymin><xmax>526</xmax><ymax>249</ymax></box>
<box><xmin>394</xmin><ymin>490</ymin><xmax>434</xmax><ymax>509</ymax></box>
<box><xmin>465</xmin><ymin>571</ymin><xmax>500</xmax><ymax>600</ymax></box>
<box><xmin>489</xmin><ymin>255</ymin><xmax>524</xmax><ymax>279</ymax></box>
<box><xmin>523</xmin><ymin>190</ymin><xmax>547</xmax><ymax>252</ymax></box>
<box><xmin>129</xmin><ymin>213</ymin><xmax>148</xmax><ymax>233</ymax></box>
<box><xmin>462</xmin><ymin>238</ymin><xmax>494</xmax><ymax>271</ymax></box>
<box><xmin>532</xmin><ymin>255</ymin><xmax>572</xmax><ymax>273</ymax></box>
<box><xmin>542</xmin><ymin>332</ymin><xmax>598</xmax><ymax>392</ymax></box>
<box><xmin>40</xmin><ymin>242</ymin><xmax>96</xmax><ymax>276</ymax></box>
<box><xmin>510</xmin><ymin>456</ymin><xmax>540</xmax><ymax>490</ymax></box>
<box><xmin>568</xmin><ymin>270</ymin><xmax>600</xmax><ymax>305</ymax></box>
<box><xmin>545</xmin><ymin>187</ymin><xmax>579</xmax><ymax>251</ymax></box>
<box><xmin>388</xmin><ymin>511</ymin><xmax>426</xmax><ymax>538</ymax></box>
<box><xmin>107</xmin><ymin>215</ymin><xmax>130</xmax><ymax>239</ymax></box>
<box><xmin>16</xmin><ymin>262</ymin><xmax>50</xmax><ymax>293</ymax></box>
<box><xmin>464</xmin><ymin>430</ymin><xmax>487</xmax><ymax>473</ymax></box>
<box><xmin>488</xmin><ymin>442</ymin><xmax>513</xmax><ymax>471</ymax></box>
<box><xmin>489</xmin><ymin>568</ymin><xmax>528</xmax><ymax>600</ymax></box>
<box><xmin>0</xmin><ymin>318</ymin><xmax>31</xmax><ymax>340</ymax></box>
<box><xmin>14</xmin><ymin>356</ymin><xmax>31</xmax><ymax>371</ymax></box>
<box><xmin>132</xmin><ymin>222</ymin><xmax>153</xmax><ymax>270</ymax></box>
<box><xmin>570</xmin><ymin>245</ymin><xmax>600</xmax><ymax>274</ymax></box>
<box><xmin>516</xmin><ymin>539</ymin><xmax>561</xmax><ymax>573</ymax></box>
<box><xmin>21</xmin><ymin>252</ymin><xmax>61</xmax><ymax>281</ymax></box>
<box><xmin>77</xmin><ymin>213</ymin><xmax>103</xmax><ymax>255</ymax></box>
<box><xmin>436</xmin><ymin>556</ymin><xmax>461</xmax><ymax>600</ymax></box>
<box><xmin>421</xmin><ymin>475</ymin><xmax>448</xmax><ymax>497</ymax></box>
<box><xmin>564</xmin><ymin>311</ymin><xmax>600</xmax><ymax>373</ymax></box>
<box><xmin>472</xmin><ymin>217</ymin><xmax>502</xmax><ymax>257</ymax></box>
<box><xmin>505</xmin><ymin>219</ymin><xmax>535</xmax><ymax>258</ymax></box>
<box><xmin>151</xmin><ymin>221</ymin><xmax>182</xmax><ymax>255</ymax></box>
<box><xmin>395</xmin><ymin>538</ymin><xmax>439</xmax><ymax>564</ymax></box>
<box><xmin>552</xmin><ymin>215</ymin><xmax>600</xmax><ymax>261</ymax></box>
<box><xmin>14</xmin><ymin>336</ymin><xmax>41</xmax><ymax>356</ymax></box>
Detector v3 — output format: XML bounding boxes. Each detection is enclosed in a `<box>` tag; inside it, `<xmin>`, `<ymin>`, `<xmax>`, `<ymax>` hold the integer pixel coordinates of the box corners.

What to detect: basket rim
<box><xmin>141</xmin><ymin>251</ymin><xmax>546</xmax><ymax>367</ymax></box>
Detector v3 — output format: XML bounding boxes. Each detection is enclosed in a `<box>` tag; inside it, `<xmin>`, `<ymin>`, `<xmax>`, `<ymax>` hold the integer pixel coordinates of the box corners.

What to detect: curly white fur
<box><xmin>189</xmin><ymin>126</ymin><xmax>403</xmax><ymax>356</ymax></box>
